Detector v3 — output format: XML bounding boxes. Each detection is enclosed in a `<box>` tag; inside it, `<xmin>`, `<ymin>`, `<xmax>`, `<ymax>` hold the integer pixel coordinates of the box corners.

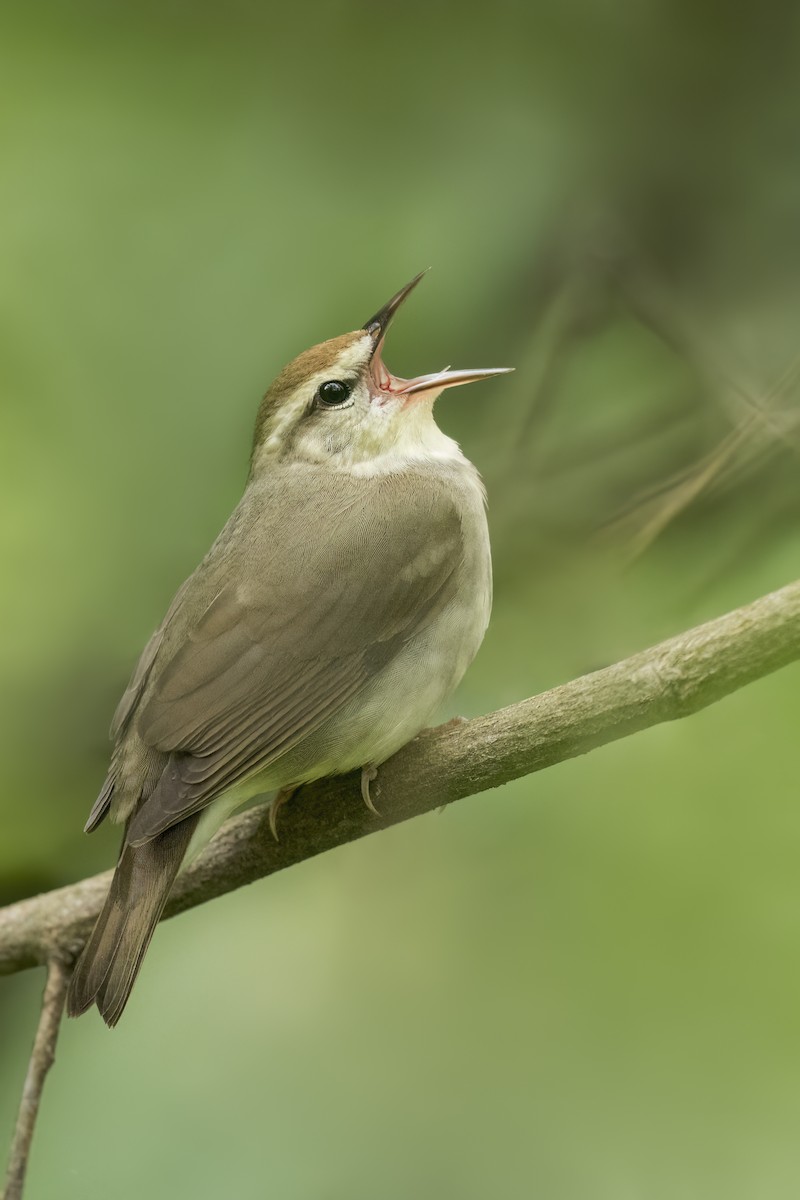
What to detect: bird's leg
<box><xmin>268</xmin><ymin>785</ymin><xmax>298</xmax><ymax>842</ymax></box>
<box><xmin>360</xmin><ymin>764</ymin><xmax>381</xmax><ymax>816</ymax></box>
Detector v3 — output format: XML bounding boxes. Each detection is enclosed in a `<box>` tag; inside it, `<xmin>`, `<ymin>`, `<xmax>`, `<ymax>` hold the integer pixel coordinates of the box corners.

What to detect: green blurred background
<box><xmin>3</xmin><ymin>1</ymin><xmax>800</xmax><ymax>1195</ymax></box>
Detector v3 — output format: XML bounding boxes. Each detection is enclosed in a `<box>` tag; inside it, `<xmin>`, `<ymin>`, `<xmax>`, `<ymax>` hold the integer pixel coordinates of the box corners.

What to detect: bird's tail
<box><xmin>67</xmin><ymin>815</ymin><xmax>199</xmax><ymax>1026</ymax></box>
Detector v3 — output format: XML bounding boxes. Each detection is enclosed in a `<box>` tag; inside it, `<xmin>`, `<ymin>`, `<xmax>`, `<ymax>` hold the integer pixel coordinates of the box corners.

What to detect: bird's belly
<box><xmin>312</xmin><ymin>608</ymin><xmax>483</xmax><ymax>773</ymax></box>
<box><xmin>247</xmin><ymin>574</ymin><xmax>490</xmax><ymax>792</ymax></box>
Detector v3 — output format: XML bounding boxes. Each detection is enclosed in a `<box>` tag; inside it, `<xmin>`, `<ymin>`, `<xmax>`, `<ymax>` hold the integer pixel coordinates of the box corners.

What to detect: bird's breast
<box><xmin>270</xmin><ymin>467</ymin><xmax>491</xmax><ymax>783</ymax></box>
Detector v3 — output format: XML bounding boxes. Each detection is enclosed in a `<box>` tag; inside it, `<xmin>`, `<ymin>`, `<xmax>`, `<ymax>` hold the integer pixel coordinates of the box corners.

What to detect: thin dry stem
<box><xmin>3</xmin><ymin>958</ymin><xmax>71</xmax><ymax>1200</ymax></box>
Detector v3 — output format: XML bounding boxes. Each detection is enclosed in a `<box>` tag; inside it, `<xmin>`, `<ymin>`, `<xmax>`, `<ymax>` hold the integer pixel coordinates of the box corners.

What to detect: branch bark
<box><xmin>2</xmin><ymin>957</ymin><xmax>71</xmax><ymax>1200</ymax></box>
<box><xmin>2</xmin><ymin>577</ymin><xmax>800</xmax><ymax>978</ymax></box>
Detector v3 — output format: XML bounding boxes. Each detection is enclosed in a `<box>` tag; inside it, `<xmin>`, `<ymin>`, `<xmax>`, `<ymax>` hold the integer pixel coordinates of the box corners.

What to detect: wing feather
<box><xmin>126</xmin><ymin>468</ymin><xmax>464</xmax><ymax>844</ymax></box>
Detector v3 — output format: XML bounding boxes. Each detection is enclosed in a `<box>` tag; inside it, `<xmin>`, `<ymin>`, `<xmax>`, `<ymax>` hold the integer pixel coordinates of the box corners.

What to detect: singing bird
<box><xmin>67</xmin><ymin>273</ymin><xmax>512</xmax><ymax>1024</ymax></box>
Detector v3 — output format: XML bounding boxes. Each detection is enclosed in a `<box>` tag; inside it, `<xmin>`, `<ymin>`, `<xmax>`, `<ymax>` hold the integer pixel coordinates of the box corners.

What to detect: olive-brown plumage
<box><xmin>68</xmin><ymin>274</ymin><xmax>511</xmax><ymax>1024</ymax></box>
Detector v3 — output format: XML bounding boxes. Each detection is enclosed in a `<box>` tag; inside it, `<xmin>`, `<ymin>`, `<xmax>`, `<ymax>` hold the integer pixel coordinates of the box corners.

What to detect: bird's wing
<box><xmin>109</xmin><ymin>578</ymin><xmax>193</xmax><ymax>741</ymax></box>
<box><xmin>83</xmin><ymin>578</ymin><xmax>196</xmax><ymax>833</ymax></box>
<box><xmin>126</xmin><ymin>469</ymin><xmax>465</xmax><ymax>844</ymax></box>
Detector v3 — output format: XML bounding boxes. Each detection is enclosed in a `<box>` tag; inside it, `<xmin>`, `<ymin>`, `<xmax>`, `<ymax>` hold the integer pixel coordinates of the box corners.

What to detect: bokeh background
<box><xmin>3</xmin><ymin>1</ymin><xmax>800</xmax><ymax>1196</ymax></box>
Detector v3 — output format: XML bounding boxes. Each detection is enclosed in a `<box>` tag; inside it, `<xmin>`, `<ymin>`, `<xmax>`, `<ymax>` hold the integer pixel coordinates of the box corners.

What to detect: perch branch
<box><xmin>2</xmin><ymin>578</ymin><xmax>800</xmax><ymax>978</ymax></box>
<box><xmin>2</xmin><ymin>957</ymin><xmax>71</xmax><ymax>1200</ymax></box>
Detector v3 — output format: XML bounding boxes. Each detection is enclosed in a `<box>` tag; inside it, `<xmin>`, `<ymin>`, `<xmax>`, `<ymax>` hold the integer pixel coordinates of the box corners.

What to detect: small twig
<box><xmin>3</xmin><ymin>957</ymin><xmax>71</xmax><ymax>1200</ymax></box>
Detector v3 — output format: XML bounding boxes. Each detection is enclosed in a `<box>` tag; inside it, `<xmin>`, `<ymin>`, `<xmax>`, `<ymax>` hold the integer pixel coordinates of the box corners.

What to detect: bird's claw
<box><xmin>268</xmin><ymin>785</ymin><xmax>298</xmax><ymax>841</ymax></box>
<box><xmin>360</xmin><ymin>764</ymin><xmax>381</xmax><ymax>816</ymax></box>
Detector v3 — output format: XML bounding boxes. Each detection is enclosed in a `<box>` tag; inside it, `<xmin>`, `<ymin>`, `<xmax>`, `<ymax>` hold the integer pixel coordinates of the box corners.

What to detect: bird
<box><xmin>67</xmin><ymin>271</ymin><xmax>512</xmax><ymax>1025</ymax></box>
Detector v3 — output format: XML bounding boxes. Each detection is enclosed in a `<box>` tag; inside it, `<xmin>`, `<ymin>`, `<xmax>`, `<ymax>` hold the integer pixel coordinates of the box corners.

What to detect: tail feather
<box><xmin>67</xmin><ymin>815</ymin><xmax>199</xmax><ymax>1026</ymax></box>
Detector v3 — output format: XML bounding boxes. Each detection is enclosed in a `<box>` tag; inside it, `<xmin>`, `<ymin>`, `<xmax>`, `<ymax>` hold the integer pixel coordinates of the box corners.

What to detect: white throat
<box><xmin>341</xmin><ymin>413</ymin><xmax>469</xmax><ymax>477</ymax></box>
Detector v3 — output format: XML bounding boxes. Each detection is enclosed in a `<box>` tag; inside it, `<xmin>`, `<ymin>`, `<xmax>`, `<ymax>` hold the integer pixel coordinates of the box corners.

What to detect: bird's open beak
<box><xmin>363</xmin><ymin>272</ymin><xmax>513</xmax><ymax>404</ymax></box>
<box><xmin>363</xmin><ymin>270</ymin><xmax>428</xmax><ymax>344</ymax></box>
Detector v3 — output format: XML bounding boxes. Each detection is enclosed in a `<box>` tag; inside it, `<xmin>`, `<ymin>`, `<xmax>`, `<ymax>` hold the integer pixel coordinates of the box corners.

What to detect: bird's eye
<box><xmin>316</xmin><ymin>380</ymin><xmax>352</xmax><ymax>408</ymax></box>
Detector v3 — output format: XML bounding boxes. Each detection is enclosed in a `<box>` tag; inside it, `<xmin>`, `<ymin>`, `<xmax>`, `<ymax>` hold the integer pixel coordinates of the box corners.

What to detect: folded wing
<box><xmin>126</xmin><ymin>470</ymin><xmax>463</xmax><ymax>844</ymax></box>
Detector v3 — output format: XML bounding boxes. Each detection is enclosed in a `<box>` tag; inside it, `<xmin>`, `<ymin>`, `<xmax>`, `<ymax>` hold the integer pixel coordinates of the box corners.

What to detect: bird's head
<box><xmin>249</xmin><ymin>272</ymin><xmax>512</xmax><ymax>478</ymax></box>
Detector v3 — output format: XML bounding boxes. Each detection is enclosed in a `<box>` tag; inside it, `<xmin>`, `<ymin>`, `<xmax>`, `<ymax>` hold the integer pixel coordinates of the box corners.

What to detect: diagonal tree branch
<box><xmin>3</xmin><ymin>578</ymin><xmax>800</xmax><ymax>1199</ymax></box>
<box><xmin>2</xmin><ymin>577</ymin><xmax>800</xmax><ymax>979</ymax></box>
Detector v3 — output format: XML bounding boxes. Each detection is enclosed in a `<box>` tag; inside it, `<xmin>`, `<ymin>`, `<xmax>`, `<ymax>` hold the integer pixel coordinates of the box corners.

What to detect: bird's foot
<box><xmin>268</xmin><ymin>785</ymin><xmax>298</xmax><ymax>841</ymax></box>
<box><xmin>360</xmin><ymin>764</ymin><xmax>381</xmax><ymax>816</ymax></box>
